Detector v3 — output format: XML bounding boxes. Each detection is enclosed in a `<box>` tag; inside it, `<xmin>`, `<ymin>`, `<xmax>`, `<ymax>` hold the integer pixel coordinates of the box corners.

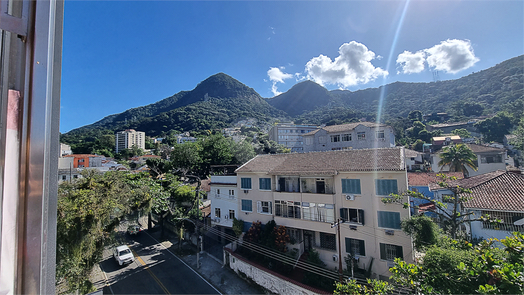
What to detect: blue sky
<box><xmin>60</xmin><ymin>0</ymin><xmax>524</xmax><ymax>133</ymax></box>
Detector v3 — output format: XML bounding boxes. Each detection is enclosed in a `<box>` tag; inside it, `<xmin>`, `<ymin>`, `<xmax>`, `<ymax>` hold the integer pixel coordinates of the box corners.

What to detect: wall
<box><xmin>226</xmin><ymin>249</ymin><xmax>324</xmax><ymax>295</ymax></box>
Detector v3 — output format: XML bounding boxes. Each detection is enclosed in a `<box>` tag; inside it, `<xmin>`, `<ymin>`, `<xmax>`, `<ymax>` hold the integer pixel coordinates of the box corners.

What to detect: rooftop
<box><xmin>303</xmin><ymin>122</ymin><xmax>387</xmax><ymax>136</ymax></box>
<box><xmin>408</xmin><ymin>172</ymin><xmax>463</xmax><ymax>187</ymax></box>
<box><xmin>461</xmin><ymin>171</ymin><xmax>524</xmax><ymax>211</ymax></box>
<box><xmin>236</xmin><ymin>147</ymin><xmax>405</xmax><ymax>175</ymax></box>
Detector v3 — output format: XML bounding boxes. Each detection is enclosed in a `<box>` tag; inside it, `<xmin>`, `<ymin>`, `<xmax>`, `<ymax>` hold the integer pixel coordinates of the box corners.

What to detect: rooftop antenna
<box><xmin>433</xmin><ymin>70</ymin><xmax>440</xmax><ymax>82</ymax></box>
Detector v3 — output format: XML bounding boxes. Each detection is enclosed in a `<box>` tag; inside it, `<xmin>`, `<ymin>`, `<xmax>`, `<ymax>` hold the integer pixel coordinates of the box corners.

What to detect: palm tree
<box><xmin>438</xmin><ymin>144</ymin><xmax>478</xmax><ymax>178</ymax></box>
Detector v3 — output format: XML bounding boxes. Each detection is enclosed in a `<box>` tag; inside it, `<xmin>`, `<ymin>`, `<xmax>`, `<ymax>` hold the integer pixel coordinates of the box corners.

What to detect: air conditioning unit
<box><xmin>332</xmin><ymin>254</ymin><xmax>338</xmax><ymax>262</ymax></box>
<box><xmin>345</xmin><ymin>194</ymin><xmax>355</xmax><ymax>201</ymax></box>
<box><xmin>350</xmin><ymin>225</ymin><xmax>358</xmax><ymax>231</ymax></box>
<box><xmin>214</xmin><ymin>218</ymin><xmax>220</xmax><ymax>223</ymax></box>
<box><xmin>387</xmin><ymin>261</ymin><xmax>396</xmax><ymax>268</ymax></box>
<box><xmin>385</xmin><ymin>230</ymin><xmax>395</xmax><ymax>235</ymax></box>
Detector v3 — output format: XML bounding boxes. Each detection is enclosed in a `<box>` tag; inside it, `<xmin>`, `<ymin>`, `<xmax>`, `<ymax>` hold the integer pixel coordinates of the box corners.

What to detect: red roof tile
<box><xmin>408</xmin><ymin>172</ymin><xmax>463</xmax><ymax>187</ymax></box>
<box><xmin>461</xmin><ymin>171</ymin><xmax>524</xmax><ymax>211</ymax></box>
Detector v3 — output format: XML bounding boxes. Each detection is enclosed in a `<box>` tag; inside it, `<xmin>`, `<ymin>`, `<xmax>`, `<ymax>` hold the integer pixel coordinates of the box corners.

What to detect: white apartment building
<box><xmin>209</xmin><ymin>175</ymin><xmax>238</xmax><ymax>228</ymax></box>
<box><xmin>235</xmin><ymin>148</ymin><xmax>412</xmax><ymax>279</ymax></box>
<box><xmin>268</xmin><ymin>123</ymin><xmax>318</xmax><ymax>152</ymax></box>
<box><xmin>302</xmin><ymin>122</ymin><xmax>395</xmax><ymax>153</ymax></box>
<box><xmin>115</xmin><ymin>129</ymin><xmax>145</xmax><ymax>153</ymax></box>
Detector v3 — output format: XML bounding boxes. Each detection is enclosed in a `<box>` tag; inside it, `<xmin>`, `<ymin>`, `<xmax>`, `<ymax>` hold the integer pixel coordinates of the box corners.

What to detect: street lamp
<box><xmin>331</xmin><ymin>218</ymin><xmax>344</xmax><ymax>282</ymax></box>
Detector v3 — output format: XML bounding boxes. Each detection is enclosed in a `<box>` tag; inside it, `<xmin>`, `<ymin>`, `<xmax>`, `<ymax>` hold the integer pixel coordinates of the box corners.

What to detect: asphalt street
<box><xmin>99</xmin><ymin>230</ymin><xmax>222</xmax><ymax>295</ymax></box>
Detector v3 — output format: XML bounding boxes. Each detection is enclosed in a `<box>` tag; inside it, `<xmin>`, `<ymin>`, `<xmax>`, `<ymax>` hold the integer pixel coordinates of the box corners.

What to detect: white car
<box><xmin>113</xmin><ymin>245</ymin><xmax>134</xmax><ymax>266</ymax></box>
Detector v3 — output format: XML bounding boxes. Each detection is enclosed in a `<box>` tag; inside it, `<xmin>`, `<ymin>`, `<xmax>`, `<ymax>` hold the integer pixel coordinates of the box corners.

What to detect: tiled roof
<box><xmin>428</xmin><ymin>170</ymin><xmax>506</xmax><ymax>191</ymax></box>
<box><xmin>461</xmin><ymin>171</ymin><xmax>524</xmax><ymax>211</ymax></box>
<box><xmin>236</xmin><ymin>148</ymin><xmax>405</xmax><ymax>175</ymax></box>
<box><xmin>302</xmin><ymin>122</ymin><xmax>387</xmax><ymax>136</ymax></box>
<box><xmin>408</xmin><ymin>172</ymin><xmax>463</xmax><ymax>187</ymax></box>
<box><xmin>404</xmin><ymin>149</ymin><xmax>421</xmax><ymax>158</ymax></box>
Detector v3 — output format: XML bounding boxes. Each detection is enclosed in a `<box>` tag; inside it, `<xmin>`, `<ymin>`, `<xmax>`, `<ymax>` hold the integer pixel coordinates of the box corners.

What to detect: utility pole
<box><xmin>331</xmin><ymin>218</ymin><xmax>344</xmax><ymax>282</ymax></box>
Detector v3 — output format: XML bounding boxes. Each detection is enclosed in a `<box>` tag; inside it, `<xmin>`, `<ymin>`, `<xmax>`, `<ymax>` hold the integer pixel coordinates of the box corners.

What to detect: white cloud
<box><xmin>305</xmin><ymin>41</ymin><xmax>388</xmax><ymax>88</ymax></box>
<box><xmin>396</xmin><ymin>50</ymin><xmax>426</xmax><ymax>74</ymax></box>
<box><xmin>267</xmin><ymin>67</ymin><xmax>293</xmax><ymax>96</ymax></box>
<box><xmin>425</xmin><ymin>39</ymin><xmax>479</xmax><ymax>74</ymax></box>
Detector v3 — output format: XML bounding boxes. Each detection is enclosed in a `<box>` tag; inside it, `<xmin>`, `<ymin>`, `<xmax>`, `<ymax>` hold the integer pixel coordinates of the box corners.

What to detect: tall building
<box><xmin>115</xmin><ymin>129</ymin><xmax>145</xmax><ymax>153</ymax></box>
<box><xmin>268</xmin><ymin>123</ymin><xmax>318</xmax><ymax>152</ymax></box>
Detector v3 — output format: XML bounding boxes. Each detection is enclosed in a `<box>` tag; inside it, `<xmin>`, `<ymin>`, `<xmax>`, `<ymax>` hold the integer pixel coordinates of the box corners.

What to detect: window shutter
<box><xmin>345</xmin><ymin>238</ymin><xmax>351</xmax><ymax>253</ymax></box>
<box><xmin>342</xmin><ymin>179</ymin><xmax>348</xmax><ymax>194</ymax></box>
<box><xmin>340</xmin><ymin>208</ymin><xmax>347</xmax><ymax>222</ymax></box>
<box><xmin>269</xmin><ymin>202</ymin><xmax>273</xmax><ymax>214</ymax></box>
<box><xmin>380</xmin><ymin>243</ymin><xmax>386</xmax><ymax>260</ymax></box>
<box><xmin>257</xmin><ymin>201</ymin><xmax>261</xmax><ymax>213</ymax></box>
<box><xmin>358</xmin><ymin>209</ymin><xmax>365</xmax><ymax>225</ymax></box>
<box><xmin>359</xmin><ymin>240</ymin><xmax>365</xmax><ymax>256</ymax></box>
<box><xmin>396</xmin><ymin>245</ymin><xmax>403</xmax><ymax>259</ymax></box>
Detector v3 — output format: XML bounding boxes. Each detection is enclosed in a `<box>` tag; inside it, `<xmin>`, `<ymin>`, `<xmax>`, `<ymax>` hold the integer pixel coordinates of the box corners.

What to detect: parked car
<box><xmin>127</xmin><ymin>224</ymin><xmax>141</xmax><ymax>235</ymax></box>
<box><xmin>113</xmin><ymin>245</ymin><xmax>134</xmax><ymax>266</ymax></box>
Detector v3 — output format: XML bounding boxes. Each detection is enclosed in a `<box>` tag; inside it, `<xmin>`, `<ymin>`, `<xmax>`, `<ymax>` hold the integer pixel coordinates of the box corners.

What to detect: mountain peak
<box><xmin>192</xmin><ymin>73</ymin><xmax>259</xmax><ymax>99</ymax></box>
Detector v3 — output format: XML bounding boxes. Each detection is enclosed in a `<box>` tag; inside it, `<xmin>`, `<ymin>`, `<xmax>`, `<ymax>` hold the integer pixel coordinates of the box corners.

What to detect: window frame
<box><xmin>380</xmin><ymin>243</ymin><xmax>403</xmax><ymax>261</ymax></box>
<box><xmin>342</xmin><ymin>133</ymin><xmax>352</xmax><ymax>142</ymax></box>
<box><xmin>342</xmin><ymin>179</ymin><xmax>361</xmax><ymax>194</ymax></box>
<box><xmin>345</xmin><ymin>238</ymin><xmax>366</xmax><ymax>256</ymax></box>
<box><xmin>357</xmin><ymin>132</ymin><xmax>366</xmax><ymax>140</ymax></box>
<box><xmin>241</xmin><ymin>199</ymin><xmax>252</xmax><ymax>212</ymax></box>
<box><xmin>330</xmin><ymin>135</ymin><xmax>340</xmax><ymax>142</ymax></box>
<box><xmin>340</xmin><ymin>208</ymin><xmax>365</xmax><ymax>225</ymax></box>
<box><xmin>376</xmin><ymin>179</ymin><xmax>398</xmax><ymax>196</ymax></box>
<box><xmin>240</xmin><ymin>177</ymin><xmax>252</xmax><ymax>190</ymax></box>
<box><xmin>377</xmin><ymin>211</ymin><xmax>401</xmax><ymax>229</ymax></box>
<box><xmin>319</xmin><ymin>232</ymin><xmax>336</xmax><ymax>251</ymax></box>
<box><xmin>259</xmin><ymin>177</ymin><xmax>272</xmax><ymax>191</ymax></box>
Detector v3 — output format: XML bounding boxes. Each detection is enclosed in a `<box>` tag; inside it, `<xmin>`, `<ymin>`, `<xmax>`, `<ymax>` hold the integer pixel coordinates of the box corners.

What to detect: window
<box><xmin>481</xmin><ymin>210</ymin><xmax>524</xmax><ymax>232</ymax></box>
<box><xmin>376</xmin><ymin>130</ymin><xmax>385</xmax><ymax>139</ymax></box>
<box><xmin>357</xmin><ymin>132</ymin><xmax>366</xmax><ymax>140</ymax></box>
<box><xmin>259</xmin><ymin>178</ymin><xmax>271</xmax><ymax>190</ymax></box>
<box><xmin>62</xmin><ymin>175</ymin><xmax>66</xmax><ymax>180</ymax></box>
<box><xmin>215</xmin><ymin>208</ymin><xmax>221</xmax><ymax>218</ymax></box>
<box><xmin>229</xmin><ymin>189</ymin><xmax>235</xmax><ymax>198</ymax></box>
<box><xmin>257</xmin><ymin>201</ymin><xmax>272</xmax><ymax>214</ymax></box>
<box><xmin>320</xmin><ymin>232</ymin><xmax>336</xmax><ymax>250</ymax></box>
<box><xmin>216</xmin><ymin>188</ymin><xmax>221</xmax><ymax>197</ymax></box>
<box><xmin>275</xmin><ymin>200</ymin><xmax>301</xmax><ymax>219</ymax></box>
<box><xmin>342</xmin><ymin>179</ymin><xmax>361</xmax><ymax>194</ymax></box>
<box><xmin>481</xmin><ymin>154</ymin><xmax>502</xmax><ymax>163</ymax></box>
<box><xmin>302</xmin><ymin>203</ymin><xmax>335</xmax><ymax>223</ymax></box>
<box><xmin>376</xmin><ymin>179</ymin><xmax>398</xmax><ymax>195</ymax></box>
<box><xmin>241</xmin><ymin>178</ymin><xmax>252</xmax><ymax>189</ymax></box>
<box><xmin>241</xmin><ymin>199</ymin><xmax>252</xmax><ymax>212</ymax></box>
<box><xmin>342</xmin><ymin>134</ymin><xmax>352</xmax><ymax>141</ymax></box>
<box><xmin>330</xmin><ymin>135</ymin><xmax>340</xmax><ymax>142</ymax></box>
<box><xmin>377</xmin><ymin>211</ymin><xmax>401</xmax><ymax>229</ymax></box>
<box><xmin>340</xmin><ymin>208</ymin><xmax>364</xmax><ymax>225</ymax></box>
<box><xmin>380</xmin><ymin>243</ymin><xmax>403</xmax><ymax>261</ymax></box>
<box><xmin>229</xmin><ymin>210</ymin><xmax>235</xmax><ymax>220</ymax></box>
<box><xmin>345</xmin><ymin>238</ymin><xmax>366</xmax><ymax>256</ymax></box>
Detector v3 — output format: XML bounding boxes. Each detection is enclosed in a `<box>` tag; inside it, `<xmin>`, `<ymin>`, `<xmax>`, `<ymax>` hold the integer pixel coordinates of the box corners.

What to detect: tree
<box><xmin>229</xmin><ymin>139</ymin><xmax>256</xmax><ymax>165</ymax></box>
<box><xmin>408</xmin><ymin>110</ymin><xmax>423</xmax><ymax>122</ymax></box>
<box><xmin>335</xmin><ymin>278</ymin><xmax>394</xmax><ymax>295</ymax></box>
<box><xmin>510</xmin><ymin>117</ymin><xmax>524</xmax><ymax>151</ymax></box>
<box><xmin>451</xmin><ymin>128</ymin><xmax>472</xmax><ymax>139</ymax></box>
<box><xmin>401</xmin><ymin>215</ymin><xmax>439</xmax><ymax>250</ymax></box>
<box><xmin>170</xmin><ymin>141</ymin><xmax>203</xmax><ymax>176</ymax></box>
<box><xmin>438</xmin><ymin>143</ymin><xmax>478</xmax><ymax>178</ymax></box>
<box><xmin>199</xmin><ymin>134</ymin><xmax>234</xmax><ymax>176</ymax></box>
<box><xmin>474</xmin><ymin>112</ymin><xmax>514</xmax><ymax>142</ymax></box>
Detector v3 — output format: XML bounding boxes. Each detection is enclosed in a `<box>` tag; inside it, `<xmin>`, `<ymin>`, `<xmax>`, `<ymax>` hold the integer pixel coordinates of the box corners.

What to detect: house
<box><xmin>460</xmin><ymin>170</ymin><xmax>524</xmax><ymax>241</ymax></box>
<box><xmin>235</xmin><ymin>148</ymin><xmax>412</xmax><ymax>279</ymax></box>
<box><xmin>175</xmin><ymin>132</ymin><xmax>197</xmax><ymax>144</ymax></box>
<box><xmin>210</xmin><ymin>175</ymin><xmax>238</xmax><ymax>229</ymax></box>
<box><xmin>301</xmin><ymin>122</ymin><xmax>395</xmax><ymax>153</ymax></box>
<box><xmin>115</xmin><ymin>129</ymin><xmax>145</xmax><ymax>153</ymax></box>
<box><xmin>431</xmin><ymin>135</ymin><xmax>462</xmax><ymax>148</ymax></box>
<box><xmin>131</xmin><ymin>154</ymin><xmax>161</xmax><ymax>165</ymax></box>
<box><xmin>430</xmin><ymin>143</ymin><xmax>507</xmax><ymax>177</ymax></box>
<box><xmin>405</xmin><ymin>149</ymin><xmax>426</xmax><ymax>171</ymax></box>
<box><xmin>426</xmin><ymin>120</ymin><xmax>480</xmax><ymax>137</ymax></box>
<box><xmin>268</xmin><ymin>122</ymin><xmax>319</xmax><ymax>152</ymax></box>
<box><xmin>407</xmin><ymin>172</ymin><xmax>463</xmax><ymax>216</ymax></box>
<box><xmin>60</xmin><ymin>143</ymin><xmax>72</xmax><ymax>157</ymax></box>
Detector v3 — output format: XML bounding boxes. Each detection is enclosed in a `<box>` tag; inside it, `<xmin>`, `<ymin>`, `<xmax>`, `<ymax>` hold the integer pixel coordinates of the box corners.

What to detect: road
<box><xmin>99</xmin><ymin>230</ymin><xmax>221</xmax><ymax>294</ymax></box>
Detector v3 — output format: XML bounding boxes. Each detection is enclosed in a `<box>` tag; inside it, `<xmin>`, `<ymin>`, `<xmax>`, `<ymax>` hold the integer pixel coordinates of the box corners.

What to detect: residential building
<box><xmin>407</xmin><ymin>172</ymin><xmax>463</xmax><ymax>216</ymax></box>
<box><xmin>429</xmin><ymin>170</ymin><xmax>523</xmax><ymax>241</ymax></box>
<box><xmin>461</xmin><ymin>170</ymin><xmax>524</xmax><ymax>241</ymax></box>
<box><xmin>62</xmin><ymin>154</ymin><xmax>104</xmax><ymax>168</ymax></box>
<box><xmin>430</xmin><ymin>143</ymin><xmax>507</xmax><ymax>177</ymax></box>
<box><xmin>235</xmin><ymin>148</ymin><xmax>412</xmax><ymax>278</ymax></box>
<box><xmin>58</xmin><ymin>168</ymin><xmax>82</xmax><ymax>183</ymax></box>
<box><xmin>60</xmin><ymin>143</ymin><xmax>72</xmax><ymax>157</ymax></box>
<box><xmin>268</xmin><ymin>123</ymin><xmax>318</xmax><ymax>152</ymax></box>
<box><xmin>405</xmin><ymin>149</ymin><xmax>425</xmax><ymax>171</ymax></box>
<box><xmin>302</xmin><ymin>122</ymin><xmax>395</xmax><ymax>153</ymax></box>
<box><xmin>115</xmin><ymin>129</ymin><xmax>145</xmax><ymax>153</ymax></box>
<box><xmin>210</xmin><ymin>175</ymin><xmax>238</xmax><ymax>228</ymax></box>
<box><xmin>431</xmin><ymin>135</ymin><xmax>462</xmax><ymax>148</ymax></box>
<box><xmin>426</xmin><ymin>120</ymin><xmax>481</xmax><ymax>137</ymax></box>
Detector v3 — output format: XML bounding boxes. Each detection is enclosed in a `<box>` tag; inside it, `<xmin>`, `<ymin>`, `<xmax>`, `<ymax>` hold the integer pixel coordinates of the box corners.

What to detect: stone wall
<box><xmin>225</xmin><ymin>248</ymin><xmax>326</xmax><ymax>295</ymax></box>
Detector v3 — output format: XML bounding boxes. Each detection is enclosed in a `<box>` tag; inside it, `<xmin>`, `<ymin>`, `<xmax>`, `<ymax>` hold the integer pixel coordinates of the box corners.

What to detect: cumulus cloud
<box><xmin>396</xmin><ymin>50</ymin><xmax>426</xmax><ymax>74</ymax></box>
<box><xmin>304</xmin><ymin>41</ymin><xmax>388</xmax><ymax>88</ymax></box>
<box><xmin>267</xmin><ymin>67</ymin><xmax>293</xmax><ymax>96</ymax></box>
<box><xmin>425</xmin><ymin>39</ymin><xmax>479</xmax><ymax>74</ymax></box>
